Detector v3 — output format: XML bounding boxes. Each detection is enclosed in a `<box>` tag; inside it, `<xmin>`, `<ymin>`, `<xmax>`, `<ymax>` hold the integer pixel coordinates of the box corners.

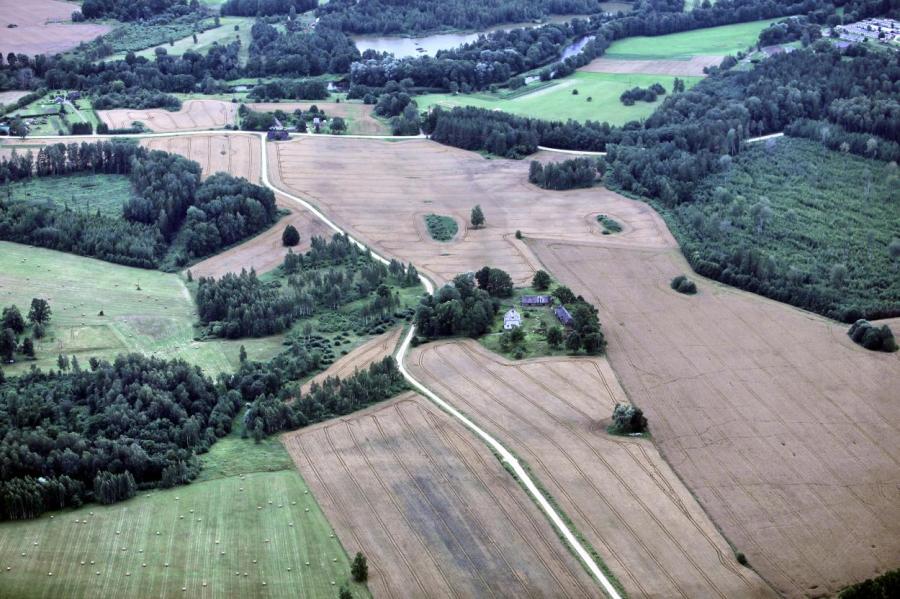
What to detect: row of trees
<box><xmin>221</xmin><ymin>0</ymin><xmax>316</xmax><ymax>17</ymax></box>
<box><xmin>528</xmin><ymin>158</ymin><xmax>600</xmax><ymax>190</ymax></box>
<box><xmin>247</xmin><ymin>79</ymin><xmax>330</xmax><ymax>101</ymax></box>
<box><xmin>619</xmin><ymin>82</ymin><xmax>666</xmax><ymax>106</ymax></box>
<box><xmin>0</xmin><ymin>354</ymin><xmax>241</xmax><ymax>520</ymax></box>
<box><xmin>0</xmin><ymin>299</ymin><xmax>51</xmax><ymax>364</ymax></box>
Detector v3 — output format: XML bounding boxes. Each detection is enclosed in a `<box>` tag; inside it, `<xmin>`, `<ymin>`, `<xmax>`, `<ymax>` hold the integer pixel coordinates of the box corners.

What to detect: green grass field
<box><xmin>0</xmin><ymin>242</ymin><xmax>285</xmax><ymax>377</ymax></box>
<box><xmin>108</xmin><ymin>17</ymin><xmax>254</xmax><ymax>64</ymax></box>
<box><xmin>604</xmin><ymin>18</ymin><xmax>781</xmax><ymax>59</ymax></box>
<box><xmin>5</xmin><ymin>173</ymin><xmax>135</xmax><ymax>217</ymax></box>
<box><xmin>0</xmin><ymin>421</ymin><xmax>370</xmax><ymax>599</ymax></box>
<box><xmin>416</xmin><ymin>72</ymin><xmax>701</xmax><ymax>124</ymax></box>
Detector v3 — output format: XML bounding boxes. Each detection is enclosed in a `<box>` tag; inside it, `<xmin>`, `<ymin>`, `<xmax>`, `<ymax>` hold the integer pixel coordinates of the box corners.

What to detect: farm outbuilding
<box><xmin>554</xmin><ymin>306</ymin><xmax>573</xmax><ymax>327</ymax></box>
<box><xmin>521</xmin><ymin>295</ymin><xmax>553</xmax><ymax>307</ymax></box>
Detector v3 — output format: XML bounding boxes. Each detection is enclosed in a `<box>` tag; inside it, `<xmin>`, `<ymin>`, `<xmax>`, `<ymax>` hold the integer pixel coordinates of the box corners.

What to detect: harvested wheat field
<box><xmin>580</xmin><ymin>56</ymin><xmax>720</xmax><ymax>77</ymax></box>
<box><xmin>0</xmin><ymin>0</ymin><xmax>110</xmax><ymax>56</ymax></box>
<box><xmin>409</xmin><ymin>340</ymin><xmax>774</xmax><ymax>599</ymax></box>
<box><xmin>141</xmin><ymin>132</ymin><xmax>260</xmax><ymax>181</ymax></box>
<box><xmin>248</xmin><ymin>102</ymin><xmax>390</xmax><ymax>136</ymax></box>
<box><xmin>530</xmin><ymin>234</ymin><xmax>900</xmax><ymax>598</ymax></box>
<box><xmin>0</xmin><ymin>90</ymin><xmax>30</xmax><ymax>106</ymax></box>
<box><xmin>283</xmin><ymin>391</ymin><xmax>599</xmax><ymax>599</ymax></box>
<box><xmin>99</xmin><ymin>100</ymin><xmax>237</xmax><ymax>133</ymax></box>
<box><xmin>269</xmin><ymin>137</ymin><xmax>667</xmax><ymax>286</ymax></box>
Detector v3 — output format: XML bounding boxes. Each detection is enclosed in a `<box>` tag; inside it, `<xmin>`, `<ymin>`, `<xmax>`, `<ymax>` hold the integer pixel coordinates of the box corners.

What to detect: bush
<box><xmin>610</xmin><ymin>403</ymin><xmax>647</xmax><ymax>434</ymax></box>
<box><xmin>282</xmin><ymin>224</ymin><xmax>300</xmax><ymax>247</ymax></box>
<box><xmin>735</xmin><ymin>552</ymin><xmax>749</xmax><ymax>566</ymax></box>
<box><xmin>532</xmin><ymin>270</ymin><xmax>551</xmax><ymax>291</ymax></box>
<box><xmin>847</xmin><ymin>320</ymin><xmax>898</xmax><ymax>352</ymax></box>
<box><xmin>671</xmin><ymin>275</ymin><xmax>698</xmax><ymax>295</ymax></box>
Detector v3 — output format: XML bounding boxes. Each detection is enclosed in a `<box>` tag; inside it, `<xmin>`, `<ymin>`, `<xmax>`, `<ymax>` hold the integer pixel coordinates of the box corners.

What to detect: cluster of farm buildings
<box><xmin>831</xmin><ymin>18</ymin><xmax>900</xmax><ymax>45</ymax></box>
<box><xmin>503</xmin><ymin>295</ymin><xmax>573</xmax><ymax>330</ymax></box>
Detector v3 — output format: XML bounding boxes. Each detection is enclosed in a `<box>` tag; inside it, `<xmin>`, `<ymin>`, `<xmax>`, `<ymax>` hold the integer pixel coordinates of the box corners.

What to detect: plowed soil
<box><xmin>98</xmin><ymin>100</ymin><xmax>237</xmax><ymax>133</ymax></box>
<box><xmin>282</xmin><ymin>392</ymin><xmax>599</xmax><ymax>599</ymax></box>
<box><xmin>248</xmin><ymin>102</ymin><xmax>389</xmax><ymax>136</ymax></box>
<box><xmin>580</xmin><ymin>56</ymin><xmax>720</xmax><ymax>76</ymax></box>
<box><xmin>530</xmin><ymin>235</ymin><xmax>900</xmax><ymax>598</ymax></box>
<box><xmin>0</xmin><ymin>0</ymin><xmax>110</xmax><ymax>56</ymax></box>
<box><xmin>409</xmin><ymin>340</ymin><xmax>775</xmax><ymax>599</ymax></box>
<box><xmin>268</xmin><ymin>137</ymin><xmax>667</xmax><ymax>286</ymax></box>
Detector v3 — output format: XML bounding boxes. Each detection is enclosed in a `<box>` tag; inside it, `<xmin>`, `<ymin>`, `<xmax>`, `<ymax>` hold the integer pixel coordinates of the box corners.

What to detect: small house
<box><xmin>521</xmin><ymin>295</ymin><xmax>553</xmax><ymax>307</ymax></box>
<box><xmin>267</xmin><ymin>126</ymin><xmax>289</xmax><ymax>141</ymax></box>
<box><xmin>503</xmin><ymin>308</ymin><xmax>522</xmax><ymax>330</ymax></box>
<box><xmin>554</xmin><ymin>306</ymin><xmax>574</xmax><ymax>327</ymax></box>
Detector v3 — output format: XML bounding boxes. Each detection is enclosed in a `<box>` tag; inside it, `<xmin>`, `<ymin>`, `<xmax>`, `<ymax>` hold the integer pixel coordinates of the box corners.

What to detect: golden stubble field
<box><xmin>0</xmin><ymin>0</ymin><xmax>111</xmax><ymax>56</ymax></box>
<box><xmin>269</xmin><ymin>137</ymin><xmax>669</xmax><ymax>286</ymax></box>
<box><xmin>98</xmin><ymin>100</ymin><xmax>238</xmax><ymax>133</ymax></box>
<box><xmin>283</xmin><ymin>391</ymin><xmax>600</xmax><ymax>599</ymax></box>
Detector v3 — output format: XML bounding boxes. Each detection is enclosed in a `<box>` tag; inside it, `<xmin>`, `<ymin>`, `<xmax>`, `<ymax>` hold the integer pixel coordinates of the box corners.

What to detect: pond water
<box><xmin>352</xmin><ymin>15</ymin><xmax>580</xmax><ymax>58</ymax></box>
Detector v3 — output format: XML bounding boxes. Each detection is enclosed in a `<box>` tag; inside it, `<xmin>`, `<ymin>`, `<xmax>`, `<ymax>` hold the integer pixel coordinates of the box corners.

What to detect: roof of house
<box><xmin>554</xmin><ymin>306</ymin><xmax>573</xmax><ymax>324</ymax></box>
<box><xmin>504</xmin><ymin>308</ymin><xmax>521</xmax><ymax>320</ymax></box>
<box><xmin>521</xmin><ymin>295</ymin><xmax>552</xmax><ymax>304</ymax></box>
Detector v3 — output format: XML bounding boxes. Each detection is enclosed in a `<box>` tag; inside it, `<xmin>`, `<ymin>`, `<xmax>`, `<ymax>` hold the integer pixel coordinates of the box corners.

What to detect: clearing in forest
<box><xmin>531</xmin><ymin>231</ymin><xmax>900</xmax><ymax>598</ymax></box>
<box><xmin>408</xmin><ymin>340</ymin><xmax>775</xmax><ymax>599</ymax></box>
<box><xmin>0</xmin><ymin>424</ymin><xmax>369</xmax><ymax>599</ymax></box>
<box><xmin>107</xmin><ymin>17</ymin><xmax>254</xmax><ymax>64</ymax></box>
<box><xmin>0</xmin><ymin>0</ymin><xmax>111</xmax><ymax>56</ymax></box>
<box><xmin>283</xmin><ymin>392</ymin><xmax>599</xmax><ymax>599</ymax></box>
<box><xmin>416</xmin><ymin>72</ymin><xmax>702</xmax><ymax>124</ymax></box>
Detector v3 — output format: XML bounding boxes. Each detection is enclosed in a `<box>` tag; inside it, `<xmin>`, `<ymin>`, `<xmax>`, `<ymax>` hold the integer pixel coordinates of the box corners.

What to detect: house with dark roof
<box><xmin>554</xmin><ymin>306</ymin><xmax>573</xmax><ymax>327</ymax></box>
<box><xmin>521</xmin><ymin>295</ymin><xmax>553</xmax><ymax>307</ymax></box>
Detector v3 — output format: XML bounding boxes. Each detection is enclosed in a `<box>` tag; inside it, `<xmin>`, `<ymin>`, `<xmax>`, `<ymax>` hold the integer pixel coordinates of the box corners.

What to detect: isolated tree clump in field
<box><xmin>470</xmin><ymin>205</ymin><xmax>485</xmax><ymax>228</ymax></box>
<box><xmin>670</xmin><ymin>274</ymin><xmax>698</xmax><ymax>295</ymax></box>
<box><xmin>610</xmin><ymin>403</ymin><xmax>648</xmax><ymax>435</ymax></box>
<box><xmin>351</xmin><ymin>552</ymin><xmax>368</xmax><ymax>582</ymax></box>
<box><xmin>847</xmin><ymin>320</ymin><xmax>898</xmax><ymax>352</ymax></box>
<box><xmin>282</xmin><ymin>224</ymin><xmax>300</xmax><ymax>246</ymax></box>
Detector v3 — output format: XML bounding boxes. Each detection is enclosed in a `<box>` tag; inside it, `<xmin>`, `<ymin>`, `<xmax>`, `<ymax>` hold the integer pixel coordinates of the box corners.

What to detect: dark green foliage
<box><xmin>415</xmin><ymin>273</ymin><xmax>499</xmax><ymax>339</ymax></box>
<box><xmin>196</xmin><ymin>269</ymin><xmax>299</xmax><ymax>338</ymax></box>
<box><xmin>552</xmin><ymin>285</ymin><xmax>576</xmax><ymax>305</ymax></box>
<box><xmin>546</xmin><ymin>325</ymin><xmax>563</xmax><ymax>348</ymax></box>
<box><xmin>330</xmin><ymin>116</ymin><xmax>347</xmax><ymax>133</ymax></box>
<box><xmin>848</xmin><ymin>320</ymin><xmax>898</xmax><ymax>353</ymax></box>
<box><xmin>758</xmin><ymin>16</ymin><xmax>822</xmax><ymax>46</ymax></box>
<box><xmin>0</xmin><ymin>329</ymin><xmax>14</xmax><ymax>362</ymax></box>
<box><xmin>610</xmin><ymin>403</ymin><xmax>647</xmax><ymax>434</ymax></box>
<box><xmin>838</xmin><ymin>568</ymin><xmax>900</xmax><ymax>599</ymax></box>
<box><xmin>351</xmin><ymin>551</ymin><xmax>368</xmax><ymax>582</ymax></box>
<box><xmin>596</xmin><ymin>214</ymin><xmax>622</xmax><ymax>234</ymax></box>
<box><xmin>240</xmin><ymin>106</ymin><xmax>277</xmax><ymax>131</ymax></box>
<box><xmin>785</xmin><ymin>119</ymin><xmax>900</xmax><ymax>163</ymax></box>
<box><xmin>248</xmin><ymin>79</ymin><xmax>329</xmax><ymax>101</ymax></box>
<box><xmin>470</xmin><ymin>204</ymin><xmax>485</xmax><ymax>228</ymax></box>
<box><xmin>532</xmin><ymin>270</ymin><xmax>551</xmax><ymax>291</ymax></box>
<box><xmin>222</xmin><ymin>0</ymin><xmax>317</xmax><ymax>17</ymax></box>
<box><xmin>670</xmin><ymin>275</ymin><xmax>697</xmax><ymax>295</ymax></box>
<box><xmin>0</xmin><ymin>354</ymin><xmax>241</xmax><ymax>520</ymax></box>
<box><xmin>424</xmin><ymin>214</ymin><xmax>458</xmax><ymax>242</ymax></box>
<box><xmin>528</xmin><ymin>158</ymin><xmax>598</xmax><ymax>190</ymax></box>
<box><xmin>735</xmin><ymin>552</ymin><xmax>749</xmax><ymax>566</ymax></box>
<box><xmin>666</xmin><ymin>138</ymin><xmax>899</xmax><ymax>321</ymax></box>
<box><xmin>475</xmin><ymin>266</ymin><xmax>513</xmax><ymax>298</ymax></box>
<box><xmin>246</xmin><ymin>22</ymin><xmax>359</xmax><ymax>78</ymax></box>
<box><xmin>80</xmin><ymin>0</ymin><xmax>191</xmax><ymax>21</ymax></box>
<box><xmin>374</xmin><ymin>91</ymin><xmax>414</xmax><ymax>118</ymax></box>
<box><xmin>1</xmin><ymin>305</ymin><xmax>25</xmax><ymax>335</ymax></box>
<box><xmin>619</xmin><ymin>83</ymin><xmax>665</xmax><ymax>106</ymax></box>
<box><xmin>339</xmin><ymin>586</ymin><xmax>353</xmax><ymax>599</ymax></box>
<box><xmin>28</xmin><ymin>299</ymin><xmax>51</xmax><ymax>326</ymax></box>
<box><xmin>283</xmin><ymin>224</ymin><xmax>300</xmax><ymax>247</ymax></box>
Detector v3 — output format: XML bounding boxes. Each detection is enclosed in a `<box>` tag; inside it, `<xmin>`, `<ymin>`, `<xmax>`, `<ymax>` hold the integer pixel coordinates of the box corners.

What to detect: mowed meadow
<box><xmin>0</xmin><ymin>426</ymin><xmax>369</xmax><ymax>599</ymax></box>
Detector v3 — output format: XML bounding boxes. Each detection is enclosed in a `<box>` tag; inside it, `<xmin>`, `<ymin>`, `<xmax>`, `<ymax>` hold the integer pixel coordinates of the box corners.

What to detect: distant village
<box><xmin>830</xmin><ymin>17</ymin><xmax>900</xmax><ymax>48</ymax></box>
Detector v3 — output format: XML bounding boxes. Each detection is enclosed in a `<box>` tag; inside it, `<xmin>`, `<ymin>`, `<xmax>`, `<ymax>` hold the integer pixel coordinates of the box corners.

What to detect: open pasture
<box><xmin>268</xmin><ymin>136</ymin><xmax>669</xmax><ymax>287</ymax></box>
<box><xmin>0</xmin><ymin>0</ymin><xmax>111</xmax><ymax>56</ymax></box>
<box><xmin>98</xmin><ymin>100</ymin><xmax>238</xmax><ymax>133</ymax></box>
<box><xmin>601</xmin><ymin>18</ymin><xmax>779</xmax><ymax>60</ymax></box>
<box><xmin>408</xmin><ymin>340</ymin><xmax>774</xmax><ymax>599</ymax></box>
<box><xmin>248</xmin><ymin>102</ymin><xmax>390</xmax><ymax>136</ymax></box>
<box><xmin>416</xmin><ymin>72</ymin><xmax>701</xmax><ymax>124</ymax></box>
<box><xmin>283</xmin><ymin>392</ymin><xmax>599</xmax><ymax>598</ymax></box>
<box><xmin>107</xmin><ymin>17</ymin><xmax>254</xmax><ymax>64</ymax></box>
<box><xmin>0</xmin><ymin>429</ymin><xmax>367</xmax><ymax>599</ymax></box>
<box><xmin>580</xmin><ymin>56</ymin><xmax>720</xmax><ymax>76</ymax></box>
<box><xmin>530</xmin><ymin>232</ymin><xmax>900</xmax><ymax>598</ymax></box>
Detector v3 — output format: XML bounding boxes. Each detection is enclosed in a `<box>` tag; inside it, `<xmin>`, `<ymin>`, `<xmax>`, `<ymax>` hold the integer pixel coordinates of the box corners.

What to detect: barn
<box><xmin>554</xmin><ymin>306</ymin><xmax>573</xmax><ymax>327</ymax></box>
<box><xmin>521</xmin><ymin>295</ymin><xmax>553</xmax><ymax>307</ymax></box>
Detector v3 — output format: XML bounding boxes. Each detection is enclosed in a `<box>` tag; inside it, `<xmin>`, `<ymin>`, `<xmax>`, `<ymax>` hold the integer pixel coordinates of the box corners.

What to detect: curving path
<box><xmin>10</xmin><ymin>129</ymin><xmax>621</xmax><ymax>597</ymax></box>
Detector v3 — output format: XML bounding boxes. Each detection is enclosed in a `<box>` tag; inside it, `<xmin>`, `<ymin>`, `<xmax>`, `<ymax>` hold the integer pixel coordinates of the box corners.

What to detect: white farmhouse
<box><xmin>503</xmin><ymin>308</ymin><xmax>522</xmax><ymax>330</ymax></box>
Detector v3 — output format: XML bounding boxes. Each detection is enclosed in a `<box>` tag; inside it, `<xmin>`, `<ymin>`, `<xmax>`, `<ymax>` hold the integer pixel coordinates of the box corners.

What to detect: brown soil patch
<box><xmin>269</xmin><ymin>137</ymin><xmax>667</xmax><ymax>286</ymax></box>
<box><xmin>580</xmin><ymin>56</ymin><xmax>721</xmax><ymax>77</ymax></box>
<box><xmin>0</xmin><ymin>0</ymin><xmax>110</xmax><ymax>56</ymax></box>
<box><xmin>248</xmin><ymin>102</ymin><xmax>390</xmax><ymax>136</ymax></box>
<box><xmin>98</xmin><ymin>100</ymin><xmax>237</xmax><ymax>133</ymax></box>
<box><xmin>283</xmin><ymin>391</ymin><xmax>599</xmax><ymax>598</ymax></box>
<box><xmin>409</xmin><ymin>340</ymin><xmax>774</xmax><ymax>598</ymax></box>
<box><xmin>530</xmin><ymin>235</ymin><xmax>900</xmax><ymax>598</ymax></box>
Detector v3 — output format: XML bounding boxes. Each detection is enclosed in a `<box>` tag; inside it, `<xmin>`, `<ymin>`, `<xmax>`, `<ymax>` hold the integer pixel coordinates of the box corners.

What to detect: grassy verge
<box><xmin>416</xmin><ymin>72</ymin><xmax>702</xmax><ymax>124</ymax></box>
<box><xmin>3</xmin><ymin>173</ymin><xmax>135</xmax><ymax>216</ymax></box>
<box><xmin>107</xmin><ymin>17</ymin><xmax>255</xmax><ymax>64</ymax></box>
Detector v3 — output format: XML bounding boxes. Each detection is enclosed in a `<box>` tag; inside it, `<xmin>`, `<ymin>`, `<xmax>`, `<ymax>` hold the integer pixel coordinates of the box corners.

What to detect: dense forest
<box><xmin>0</xmin><ymin>142</ymin><xmax>277</xmax><ymax>269</ymax></box>
<box><xmin>78</xmin><ymin>0</ymin><xmax>195</xmax><ymax>21</ymax></box>
<box><xmin>0</xmin><ymin>354</ymin><xmax>241</xmax><ymax>520</ymax></box>
<box><xmin>529</xmin><ymin>157</ymin><xmax>601</xmax><ymax>190</ymax></box>
<box><xmin>246</xmin><ymin>22</ymin><xmax>360</xmax><ymax>77</ymax></box>
<box><xmin>196</xmin><ymin>234</ymin><xmax>420</xmax><ymax>338</ymax></box>
<box><xmin>221</xmin><ymin>0</ymin><xmax>317</xmax><ymax>17</ymax></box>
<box><xmin>316</xmin><ymin>0</ymin><xmax>603</xmax><ymax>34</ymax></box>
